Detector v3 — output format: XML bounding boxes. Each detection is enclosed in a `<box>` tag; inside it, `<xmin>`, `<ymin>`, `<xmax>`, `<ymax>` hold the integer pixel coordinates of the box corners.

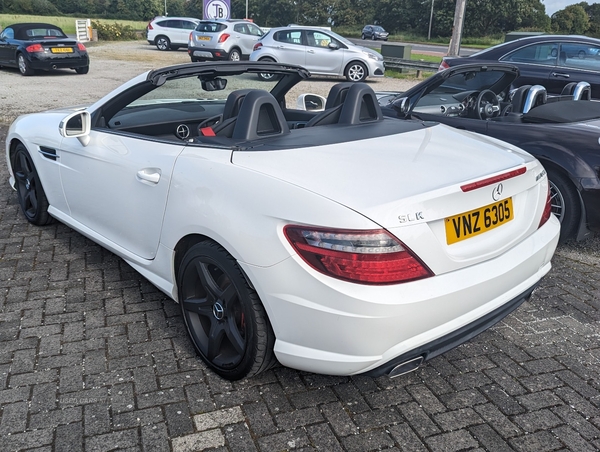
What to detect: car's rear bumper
<box><xmin>240</xmin><ymin>216</ymin><xmax>559</xmax><ymax>376</ymax></box>
<box><xmin>28</xmin><ymin>53</ymin><xmax>89</xmax><ymax>70</ymax></box>
<box><xmin>189</xmin><ymin>46</ymin><xmax>230</xmax><ymax>61</ymax></box>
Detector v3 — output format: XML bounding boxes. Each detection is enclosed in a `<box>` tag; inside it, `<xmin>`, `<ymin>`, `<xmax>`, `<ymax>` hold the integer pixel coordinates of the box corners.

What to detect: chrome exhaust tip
<box><xmin>388</xmin><ymin>356</ymin><xmax>424</xmax><ymax>378</ymax></box>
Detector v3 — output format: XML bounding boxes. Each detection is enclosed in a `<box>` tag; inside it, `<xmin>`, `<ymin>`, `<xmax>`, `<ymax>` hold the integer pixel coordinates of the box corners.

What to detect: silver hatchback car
<box><xmin>250</xmin><ymin>26</ymin><xmax>385</xmax><ymax>82</ymax></box>
<box><xmin>188</xmin><ymin>19</ymin><xmax>264</xmax><ymax>62</ymax></box>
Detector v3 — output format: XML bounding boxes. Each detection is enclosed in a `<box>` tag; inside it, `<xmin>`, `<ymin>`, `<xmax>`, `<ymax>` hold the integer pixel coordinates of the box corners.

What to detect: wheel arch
<box><xmin>345</xmin><ymin>59</ymin><xmax>369</xmax><ymax>76</ymax></box>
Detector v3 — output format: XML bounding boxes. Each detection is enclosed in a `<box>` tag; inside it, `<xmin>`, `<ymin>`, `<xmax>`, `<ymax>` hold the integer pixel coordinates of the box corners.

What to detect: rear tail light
<box><xmin>218</xmin><ymin>33</ymin><xmax>230</xmax><ymax>43</ymax></box>
<box><xmin>147</xmin><ymin>23</ymin><xmax>154</xmax><ymax>30</ymax></box>
<box><xmin>189</xmin><ymin>32</ymin><xmax>193</xmax><ymax>40</ymax></box>
<box><xmin>438</xmin><ymin>60</ymin><xmax>450</xmax><ymax>71</ymax></box>
<box><xmin>253</xmin><ymin>42</ymin><xmax>263</xmax><ymax>51</ymax></box>
<box><xmin>284</xmin><ymin>226</ymin><xmax>433</xmax><ymax>285</ymax></box>
<box><xmin>77</xmin><ymin>42</ymin><xmax>86</xmax><ymax>51</ymax></box>
<box><xmin>26</xmin><ymin>43</ymin><xmax>44</xmax><ymax>53</ymax></box>
<box><xmin>539</xmin><ymin>184</ymin><xmax>552</xmax><ymax>228</ymax></box>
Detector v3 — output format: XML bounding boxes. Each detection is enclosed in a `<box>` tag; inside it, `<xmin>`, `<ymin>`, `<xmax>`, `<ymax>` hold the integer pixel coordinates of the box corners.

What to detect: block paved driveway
<box><xmin>1</xmin><ymin>124</ymin><xmax>599</xmax><ymax>451</ymax></box>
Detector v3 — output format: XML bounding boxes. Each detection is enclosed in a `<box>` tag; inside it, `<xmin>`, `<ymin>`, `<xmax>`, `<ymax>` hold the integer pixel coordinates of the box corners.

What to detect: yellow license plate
<box><xmin>445</xmin><ymin>198</ymin><xmax>513</xmax><ymax>244</ymax></box>
<box><xmin>51</xmin><ymin>47</ymin><xmax>73</xmax><ymax>53</ymax></box>
<box><xmin>197</xmin><ymin>36</ymin><xmax>211</xmax><ymax>41</ymax></box>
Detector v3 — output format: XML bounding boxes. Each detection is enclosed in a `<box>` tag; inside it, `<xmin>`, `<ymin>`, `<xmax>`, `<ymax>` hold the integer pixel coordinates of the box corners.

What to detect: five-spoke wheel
<box><xmin>12</xmin><ymin>144</ymin><xmax>52</xmax><ymax>225</ymax></box>
<box><xmin>178</xmin><ymin>242</ymin><xmax>276</xmax><ymax>380</ymax></box>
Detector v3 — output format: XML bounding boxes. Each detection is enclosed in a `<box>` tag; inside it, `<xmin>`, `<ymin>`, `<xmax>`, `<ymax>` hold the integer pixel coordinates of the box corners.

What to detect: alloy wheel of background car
<box><xmin>361</xmin><ymin>34</ymin><xmax>365</xmax><ymax>39</ymax></box>
<box><xmin>155</xmin><ymin>36</ymin><xmax>171</xmax><ymax>51</ymax></box>
<box><xmin>345</xmin><ymin>62</ymin><xmax>367</xmax><ymax>82</ymax></box>
<box><xmin>372</xmin><ymin>34</ymin><xmax>376</xmax><ymax>40</ymax></box>
<box><xmin>177</xmin><ymin>241</ymin><xmax>276</xmax><ymax>380</ymax></box>
<box><xmin>257</xmin><ymin>58</ymin><xmax>278</xmax><ymax>81</ymax></box>
<box><xmin>229</xmin><ymin>49</ymin><xmax>241</xmax><ymax>61</ymax></box>
<box><xmin>17</xmin><ymin>53</ymin><xmax>34</xmax><ymax>76</ymax></box>
<box><xmin>547</xmin><ymin>168</ymin><xmax>580</xmax><ymax>243</ymax></box>
<box><xmin>12</xmin><ymin>144</ymin><xmax>53</xmax><ymax>225</ymax></box>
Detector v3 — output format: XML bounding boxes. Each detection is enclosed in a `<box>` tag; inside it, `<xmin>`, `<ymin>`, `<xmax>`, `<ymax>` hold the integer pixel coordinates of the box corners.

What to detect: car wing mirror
<box><xmin>59</xmin><ymin>111</ymin><xmax>91</xmax><ymax>146</ymax></box>
<box><xmin>296</xmin><ymin>93</ymin><xmax>326</xmax><ymax>111</ymax></box>
<box><xmin>328</xmin><ymin>42</ymin><xmax>340</xmax><ymax>50</ymax></box>
<box><xmin>392</xmin><ymin>97</ymin><xmax>410</xmax><ymax>118</ymax></box>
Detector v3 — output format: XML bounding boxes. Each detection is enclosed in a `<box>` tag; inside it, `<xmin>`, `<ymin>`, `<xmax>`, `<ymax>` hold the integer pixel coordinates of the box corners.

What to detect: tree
<box><xmin>551</xmin><ymin>4</ymin><xmax>589</xmax><ymax>34</ymax></box>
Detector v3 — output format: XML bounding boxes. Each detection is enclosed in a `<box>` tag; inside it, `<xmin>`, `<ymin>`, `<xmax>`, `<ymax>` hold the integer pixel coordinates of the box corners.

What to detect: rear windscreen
<box><xmin>196</xmin><ymin>22</ymin><xmax>227</xmax><ymax>33</ymax></box>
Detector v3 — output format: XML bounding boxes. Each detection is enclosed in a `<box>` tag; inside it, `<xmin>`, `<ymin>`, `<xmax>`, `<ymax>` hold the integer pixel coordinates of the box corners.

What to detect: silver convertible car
<box><xmin>6</xmin><ymin>62</ymin><xmax>559</xmax><ymax>380</ymax></box>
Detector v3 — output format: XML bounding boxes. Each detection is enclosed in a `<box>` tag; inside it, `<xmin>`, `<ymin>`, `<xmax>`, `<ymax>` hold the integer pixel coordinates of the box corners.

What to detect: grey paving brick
<box><xmin>516</xmin><ymin>389</ymin><xmax>563</xmax><ymax>410</ymax></box>
<box><xmin>244</xmin><ymin>401</ymin><xmax>278</xmax><ymax>436</ymax></box>
<box><xmin>172</xmin><ymin>429</ymin><xmax>225</xmax><ymax>452</ymax></box>
<box><xmin>3</xmin><ymin>428</ymin><xmax>54</xmax><ymax>451</ymax></box>
<box><xmin>84</xmin><ymin>403</ymin><xmax>112</xmax><ymax>436</ymax></box>
<box><xmin>469</xmin><ymin>424</ymin><xmax>514</xmax><ymax>452</ymax></box>
<box><xmin>365</xmin><ymin>386</ymin><xmax>412</xmax><ymax>409</ymax></box>
<box><xmin>306</xmin><ymin>423</ymin><xmax>343</xmax><ymax>452</ymax></box>
<box><xmin>398</xmin><ymin>402</ymin><xmax>440</xmax><ymax>437</ymax></box>
<box><xmin>30</xmin><ymin>381</ymin><xmax>57</xmax><ymax>413</ymax></box>
<box><xmin>142</xmin><ymin>422</ymin><xmax>171</xmax><ymax>452</ymax></box>
<box><xmin>112</xmin><ymin>407</ymin><xmax>165</xmax><ymax>429</ymax></box>
<box><xmin>388</xmin><ymin>423</ymin><xmax>428</xmax><ymax>452</ymax></box>
<box><xmin>288</xmin><ymin>386</ymin><xmax>338</xmax><ymax>410</ymax></box>
<box><xmin>320</xmin><ymin>402</ymin><xmax>358</xmax><ymax>437</ymax></box>
<box><xmin>257</xmin><ymin>428</ymin><xmax>311</xmax><ymax>452</ymax></box>
<box><xmin>406</xmin><ymin>384</ymin><xmax>446</xmax><ymax>414</ymax></box>
<box><xmin>340</xmin><ymin>429</ymin><xmax>394</xmax><ymax>452</ymax></box>
<box><xmin>275</xmin><ymin>406</ymin><xmax>324</xmax><ymax>430</ymax></box>
<box><xmin>164</xmin><ymin>401</ymin><xmax>195</xmax><ymax>437</ymax></box>
<box><xmin>508</xmin><ymin>430</ymin><xmax>564</xmax><ymax>452</ymax></box>
<box><xmin>29</xmin><ymin>406</ymin><xmax>82</xmax><ymax>429</ymax></box>
<box><xmin>425</xmin><ymin>430</ymin><xmax>478</xmax><ymax>452</ymax></box>
<box><xmin>84</xmin><ymin>428</ymin><xmax>140</xmax><ymax>452</ymax></box>
<box><xmin>55</xmin><ymin>422</ymin><xmax>84</xmax><ymax>452</ymax></box>
<box><xmin>552</xmin><ymin>425</ymin><xmax>597</xmax><ymax>452</ymax></box>
<box><xmin>433</xmin><ymin>407</ymin><xmax>483</xmax><ymax>431</ymax></box>
<box><xmin>0</xmin><ymin>401</ymin><xmax>28</xmax><ymax>434</ymax></box>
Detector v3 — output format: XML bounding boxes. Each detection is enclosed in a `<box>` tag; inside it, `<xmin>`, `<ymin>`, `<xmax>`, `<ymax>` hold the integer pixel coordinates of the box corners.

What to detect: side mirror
<box><xmin>328</xmin><ymin>42</ymin><xmax>339</xmax><ymax>50</ymax></box>
<box><xmin>59</xmin><ymin>111</ymin><xmax>91</xmax><ymax>145</ymax></box>
<box><xmin>392</xmin><ymin>97</ymin><xmax>410</xmax><ymax>118</ymax></box>
<box><xmin>296</xmin><ymin>93</ymin><xmax>326</xmax><ymax>111</ymax></box>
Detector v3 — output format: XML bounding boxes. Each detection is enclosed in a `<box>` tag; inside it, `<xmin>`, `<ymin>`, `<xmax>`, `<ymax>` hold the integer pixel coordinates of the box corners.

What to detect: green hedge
<box><xmin>91</xmin><ymin>20</ymin><xmax>138</xmax><ymax>41</ymax></box>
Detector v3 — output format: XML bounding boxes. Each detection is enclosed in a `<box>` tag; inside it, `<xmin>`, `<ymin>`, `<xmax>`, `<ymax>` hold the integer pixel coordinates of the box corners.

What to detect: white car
<box><xmin>250</xmin><ymin>26</ymin><xmax>385</xmax><ymax>82</ymax></box>
<box><xmin>5</xmin><ymin>62</ymin><xmax>560</xmax><ymax>381</ymax></box>
<box><xmin>146</xmin><ymin>16</ymin><xmax>200</xmax><ymax>51</ymax></box>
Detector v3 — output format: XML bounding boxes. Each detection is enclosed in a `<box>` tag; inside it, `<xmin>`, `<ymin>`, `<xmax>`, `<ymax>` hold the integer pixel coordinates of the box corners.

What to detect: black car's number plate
<box><xmin>51</xmin><ymin>47</ymin><xmax>73</xmax><ymax>53</ymax></box>
<box><xmin>445</xmin><ymin>198</ymin><xmax>513</xmax><ymax>244</ymax></box>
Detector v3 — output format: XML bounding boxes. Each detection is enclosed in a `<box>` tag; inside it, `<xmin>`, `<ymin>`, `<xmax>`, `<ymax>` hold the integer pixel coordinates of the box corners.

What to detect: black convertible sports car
<box><xmin>378</xmin><ymin>63</ymin><xmax>600</xmax><ymax>243</ymax></box>
<box><xmin>0</xmin><ymin>22</ymin><xmax>89</xmax><ymax>76</ymax></box>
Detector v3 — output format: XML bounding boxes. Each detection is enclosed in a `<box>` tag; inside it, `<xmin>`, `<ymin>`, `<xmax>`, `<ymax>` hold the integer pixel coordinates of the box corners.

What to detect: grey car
<box><xmin>250</xmin><ymin>26</ymin><xmax>385</xmax><ymax>82</ymax></box>
<box><xmin>188</xmin><ymin>19</ymin><xmax>264</xmax><ymax>62</ymax></box>
<box><xmin>361</xmin><ymin>25</ymin><xmax>389</xmax><ymax>41</ymax></box>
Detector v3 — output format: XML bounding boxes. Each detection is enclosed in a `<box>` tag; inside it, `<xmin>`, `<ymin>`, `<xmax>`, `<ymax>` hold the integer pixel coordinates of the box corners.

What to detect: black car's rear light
<box><xmin>539</xmin><ymin>185</ymin><xmax>552</xmax><ymax>228</ymax></box>
<box><xmin>26</xmin><ymin>43</ymin><xmax>44</xmax><ymax>53</ymax></box>
<box><xmin>77</xmin><ymin>43</ymin><xmax>86</xmax><ymax>51</ymax></box>
<box><xmin>438</xmin><ymin>60</ymin><xmax>450</xmax><ymax>71</ymax></box>
<box><xmin>284</xmin><ymin>226</ymin><xmax>433</xmax><ymax>285</ymax></box>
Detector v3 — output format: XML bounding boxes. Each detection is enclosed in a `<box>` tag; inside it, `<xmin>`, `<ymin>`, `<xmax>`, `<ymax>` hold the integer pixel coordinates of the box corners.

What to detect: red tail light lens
<box><xmin>147</xmin><ymin>23</ymin><xmax>154</xmax><ymax>30</ymax></box>
<box><xmin>284</xmin><ymin>226</ymin><xmax>433</xmax><ymax>285</ymax></box>
<box><xmin>77</xmin><ymin>42</ymin><xmax>86</xmax><ymax>51</ymax></box>
<box><xmin>218</xmin><ymin>33</ymin><xmax>230</xmax><ymax>43</ymax></box>
<box><xmin>539</xmin><ymin>184</ymin><xmax>552</xmax><ymax>228</ymax></box>
<box><xmin>253</xmin><ymin>42</ymin><xmax>263</xmax><ymax>51</ymax></box>
<box><xmin>26</xmin><ymin>43</ymin><xmax>44</xmax><ymax>53</ymax></box>
<box><xmin>438</xmin><ymin>60</ymin><xmax>450</xmax><ymax>71</ymax></box>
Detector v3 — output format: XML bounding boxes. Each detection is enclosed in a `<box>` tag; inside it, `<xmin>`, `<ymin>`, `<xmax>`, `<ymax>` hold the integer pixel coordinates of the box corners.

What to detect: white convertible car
<box><xmin>5</xmin><ymin>62</ymin><xmax>560</xmax><ymax>380</ymax></box>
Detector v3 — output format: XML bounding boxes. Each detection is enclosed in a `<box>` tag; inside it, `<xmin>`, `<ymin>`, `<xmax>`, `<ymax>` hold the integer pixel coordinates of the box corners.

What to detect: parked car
<box><xmin>378</xmin><ymin>63</ymin><xmax>600</xmax><ymax>243</ymax></box>
<box><xmin>250</xmin><ymin>26</ymin><xmax>385</xmax><ymax>82</ymax></box>
<box><xmin>5</xmin><ymin>61</ymin><xmax>559</xmax><ymax>380</ymax></box>
<box><xmin>0</xmin><ymin>22</ymin><xmax>89</xmax><ymax>76</ymax></box>
<box><xmin>146</xmin><ymin>16</ymin><xmax>200</xmax><ymax>51</ymax></box>
<box><xmin>439</xmin><ymin>35</ymin><xmax>600</xmax><ymax>99</ymax></box>
<box><xmin>188</xmin><ymin>19</ymin><xmax>264</xmax><ymax>62</ymax></box>
<box><xmin>361</xmin><ymin>25</ymin><xmax>389</xmax><ymax>41</ymax></box>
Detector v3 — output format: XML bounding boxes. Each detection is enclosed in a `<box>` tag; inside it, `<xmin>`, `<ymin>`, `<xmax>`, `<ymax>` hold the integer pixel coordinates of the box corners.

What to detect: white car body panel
<box><xmin>5</xmin><ymin>62</ymin><xmax>560</xmax><ymax>378</ymax></box>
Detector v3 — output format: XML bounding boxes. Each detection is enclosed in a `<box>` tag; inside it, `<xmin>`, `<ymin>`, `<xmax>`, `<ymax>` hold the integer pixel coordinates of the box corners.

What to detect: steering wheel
<box><xmin>475</xmin><ymin>89</ymin><xmax>500</xmax><ymax>119</ymax></box>
<box><xmin>198</xmin><ymin>114</ymin><xmax>222</xmax><ymax>130</ymax></box>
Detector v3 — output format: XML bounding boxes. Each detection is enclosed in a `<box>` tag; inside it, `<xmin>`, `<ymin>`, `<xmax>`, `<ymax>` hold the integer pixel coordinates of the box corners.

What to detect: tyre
<box><xmin>257</xmin><ymin>57</ymin><xmax>278</xmax><ymax>81</ymax></box>
<box><xmin>155</xmin><ymin>36</ymin><xmax>171</xmax><ymax>51</ymax></box>
<box><xmin>547</xmin><ymin>168</ymin><xmax>580</xmax><ymax>243</ymax></box>
<box><xmin>171</xmin><ymin>45</ymin><xmax>180</xmax><ymax>51</ymax></box>
<box><xmin>361</xmin><ymin>34</ymin><xmax>365</xmax><ymax>40</ymax></box>
<box><xmin>229</xmin><ymin>48</ymin><xmax>241</xmax><ymax>61</ymax></box>
<box><xmin>345</xmin><ymin>61</ymin><xmax>367</xmax><ymax>82</ymax></box>
<box><xmin>12</xmin><ymin>144</ymin><xmax>53</xmax><ymax>225</ymax></box>
<box><xmin>177</xmin><ymin>241</ymin><xmax>276</xmax><ymax>380</ymax></box>
<box><xmin>75</xmin><ymin>66</ymin><xmax>89</xmax><ymax>74</ymax></box>
<box><xmin>18</xmin><ymin>53</ymin><xmax>34</xmax><ymax>76</ymax></box>
<box><xmin>372</xmin><ymin>34</ymin><xmax>376</xmax><ymax>40</ymax></box>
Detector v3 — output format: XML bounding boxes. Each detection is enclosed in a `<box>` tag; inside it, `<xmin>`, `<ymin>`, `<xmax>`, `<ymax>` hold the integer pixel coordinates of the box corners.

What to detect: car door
<box><xmin>240</xmin><ymin>23</ymin><xmax>263</xmax><ymax>56</ymax></box>
<box><xmin>58</xmin><ymin>131</ymin><xmax>185</xmax><ymax>260</ymax></box>
<box><xmin>272</xmin><ymin>29</ymin><xmax>306</xmax><ymax>66</ymax></box>
<box><xmin>304</xmin><ymin>30</ymin><xmax>344</xmax><ymax>75</ymax></box>
<box><xmin>500</xmin><ymin>42</ymin><xmax>555</xmax><ymax>89</ymax></box>
<box><xmin>0</xmin><ymin>27</ymin><xmax>15</xmax><ymax>64</ymax></box>
<box><xmin>550</xmin><ymin>42</ymin><xmax>600</xmax><ymax>98</ymax></box>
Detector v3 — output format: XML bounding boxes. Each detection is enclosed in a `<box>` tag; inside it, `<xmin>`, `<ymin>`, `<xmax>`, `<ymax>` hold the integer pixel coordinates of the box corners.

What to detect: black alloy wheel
<box><xmin>547</xmin><ymin>168</ymin><xmax>580</xmax><ymax>243</ymax></box>
<box><xmin>178</xmin><ymin>242</ymin><xmax>276</xmax><ymax>380</ymax></box>
<box><xmin>12</xmin><ymin>144</ymin><xmax>53</xmax><ymax>225</ymax></box>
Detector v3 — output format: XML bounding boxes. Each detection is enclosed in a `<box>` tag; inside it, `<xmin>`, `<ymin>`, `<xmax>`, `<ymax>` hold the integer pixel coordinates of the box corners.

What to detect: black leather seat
<box><xmin>227</xmin><ymin>90</ymin><xmax>290</xmax><ymax>140</ymax></box>
<box><xmin>198</xmin><ymin>89</ymin><xmax>253</xmax><ymax>136</ymax></box>
<box><xmin>304</xmin><ymin>82</ymin><xmax>353</xmax><ymax>127</ymax></box>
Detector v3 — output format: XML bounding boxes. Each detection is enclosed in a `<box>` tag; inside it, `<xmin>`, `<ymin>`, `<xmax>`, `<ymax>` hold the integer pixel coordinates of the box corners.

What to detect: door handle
<box><xmin>551</xmin><ymin>72</ymin><xmax>570</xmax><ymax>78</ymax></box>
<box><xmin>307</xmin><ymin>50</ymin><xmax>315</xmax><ymax>54</ymax></box>
<box><xmin>136</xmin><ymin>168</ymin><xmax>161</xmax><ymax>184</ymax></box>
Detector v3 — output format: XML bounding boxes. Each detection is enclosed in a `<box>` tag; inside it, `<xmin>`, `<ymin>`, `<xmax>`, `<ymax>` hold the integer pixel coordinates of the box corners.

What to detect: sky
<box><xmin>543</xmin><ymin>0</ymin><xmax>597</xmax><ymax>16</ymax></box>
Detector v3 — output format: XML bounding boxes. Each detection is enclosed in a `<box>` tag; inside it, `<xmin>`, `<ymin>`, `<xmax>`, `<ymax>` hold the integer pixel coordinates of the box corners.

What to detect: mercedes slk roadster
<box><xmin>5</xmin><ymin>62</ymin><xmax>559</xmax><ymax>380</ymax></box>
